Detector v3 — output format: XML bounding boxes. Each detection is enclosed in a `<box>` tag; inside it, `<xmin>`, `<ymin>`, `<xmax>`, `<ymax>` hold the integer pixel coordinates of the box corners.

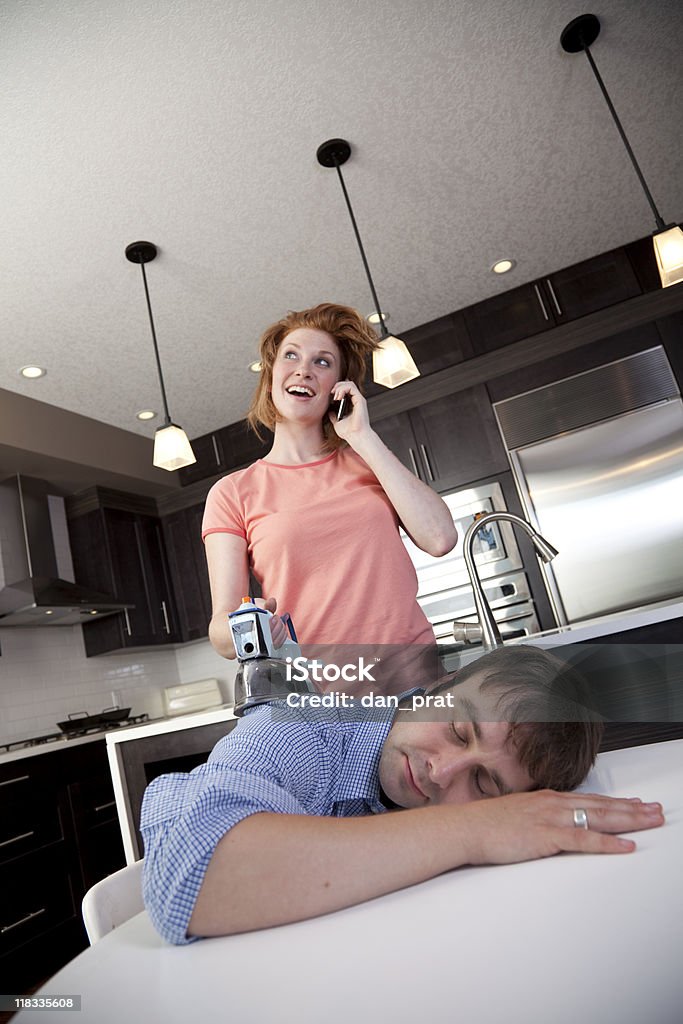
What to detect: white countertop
<box><xmin>0</xmin><ymin>730</ymin><xmax>112</xmax><ymax>767</ymax></box>
<box><xmin>518</xmin><ymin>595</ymin><xmax>683</xmax><ymax>646</ymax></box>
<box><xmin>104</xmin><ymin>703</ymin><xmax>236</xmax><ymax>747</ymax></box>
<box><xmin>16</xmin><ymin>738</ymin><xmax>683</xmax><ymax>1024</ymax></box>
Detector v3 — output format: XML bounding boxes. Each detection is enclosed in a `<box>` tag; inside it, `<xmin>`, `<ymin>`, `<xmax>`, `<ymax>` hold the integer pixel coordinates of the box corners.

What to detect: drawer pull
<box><xmin>0</xmin><ymin>774</ymin><xmax>30</xmax><ymax>788</ymax></box>
<box><xmin>123</xmin><ymin>608</ymin><xmax>132</xmax><ymax>636</ymax></box>
<box><xmin>1</xmin><ymin>907</ymin><xmax>46</xmax><ymax>934</ymax></box>
<box><xmin>0</xmin><ymin>829</ymin><xmax>35</xmax><ymax>849</ymax></box>
<box><xmin>408</xmin><ymin>448</ymin><xmax>421</xmax><ymax>477</ymax></box>
<box><xmin>534</xmin><ymin>283</ymin><xmax>549</xmax><ymax>321</ymax></box>
<box><xmin>161</xmin><ymin>600</ymin><xmax>171</xmax><ymax>634</ymax></box>
<box><xmin>94</xmin><ymin>800</ymin><xmax>116</xmax><ymax>813</ymax></box>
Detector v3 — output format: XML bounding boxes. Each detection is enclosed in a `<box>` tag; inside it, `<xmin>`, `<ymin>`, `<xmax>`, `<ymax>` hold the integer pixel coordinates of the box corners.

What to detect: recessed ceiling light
<box><xmin>249</xmin><ymin>361</ymin><xmax>262</xmax><ymax>373</ymax></box>
<box><xmin>136</xmin><ymin>409</ymin><xmax>157</xmax><ymax>421</ymax></box>
<box><xmin>19</xmin><ymin>365</ymin><xmax>46</xmax><ymax>379</ymax></box>
<box><xmin>367</xmin><ymin>311</ymin><xmax>389</xmax><ymax>325</ymax></box>
<box><xmin>491</xmin><ymin>259</ymin><xmax>517</xmax><ymax>274</ymax></box>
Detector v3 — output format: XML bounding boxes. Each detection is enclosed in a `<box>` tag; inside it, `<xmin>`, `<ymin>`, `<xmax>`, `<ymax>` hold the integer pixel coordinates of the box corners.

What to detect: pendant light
<box><xmin>125</xmin><ymin>241</ymin><xmax>197</xmax><ymax>471</ymax></box>
<box><xmin>316</xmin><ymin>139</ymin><xmax>420</xmax><ymax>388</ymax></box>
<box><xmin>561</xmin><ymin>14</ymin><xmax>683</xmax><ymax>288</ymax></box>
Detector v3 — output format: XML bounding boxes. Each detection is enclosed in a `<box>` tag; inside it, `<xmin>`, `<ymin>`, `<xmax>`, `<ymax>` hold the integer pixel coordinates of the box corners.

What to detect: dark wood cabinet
<box><xmin>67</xmin><ymin>498</ymin><xmax>180</xmax><ymax>656</ymax></box>
<box><xmin>177</xmin><ymin>420</ymin><xmax>271</xmax><ymax>487</ymax></box>
<box><xmin>373</xmin><ymin>384</ymin><xmax>509</xmax><ymax>491</ymax></box>
<box><xmin>363</xmin><ymin>311</ymin><xmax>474</xmax><ymax>399</ymax></box>
<box><xmin>0</xmin><ymin>741</ymin><xmax>125</xmax><ymax>993</ymax></box>
<box><xmin>161</xmin><ymin>503</ymin><xmax>212</xmax><ymax>642</ymax></box>
<box><xmin>176</xmin><ymin>430</ymin><xmax>227</xmax><ymax>486</ymax></box>
<box><xmin>464</xmin><ymin>246</ymin><xmax>642</xmax><ymax>355</ymax></box>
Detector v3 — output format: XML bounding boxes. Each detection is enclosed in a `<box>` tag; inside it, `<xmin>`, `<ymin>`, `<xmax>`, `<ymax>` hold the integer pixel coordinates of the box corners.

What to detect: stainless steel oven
<box><xmin>401</xmin><ymin>482</ymin><xmax>540</xmax><ymax>646</ymax></box>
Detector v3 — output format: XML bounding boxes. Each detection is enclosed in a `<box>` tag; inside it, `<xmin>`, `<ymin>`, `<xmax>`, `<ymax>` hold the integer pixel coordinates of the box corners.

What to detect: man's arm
<box><xmin>188</xmin><ymin>792</ymin><xmax>664</xmax><ymax>937</ymax></box>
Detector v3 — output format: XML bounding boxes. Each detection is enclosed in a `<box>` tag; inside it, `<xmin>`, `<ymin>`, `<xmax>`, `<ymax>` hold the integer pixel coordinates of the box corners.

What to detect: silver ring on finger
<box><xmin>573</xmin><ymin>808</ymin><xmax>589</xmax><ymax>829</ymax></box>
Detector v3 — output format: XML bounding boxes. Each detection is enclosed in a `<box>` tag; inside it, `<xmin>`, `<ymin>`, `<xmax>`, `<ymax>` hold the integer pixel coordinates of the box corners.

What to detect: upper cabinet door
<box><xmin>177</xmin><ymin>432</ymin><xmax>227</xmax><ymax>486</ymax></box>
<box><xmin>463</xmin><ymin>282</ymin><xmax>555</xmax><ymax>354</ymax></box>
<box><xmin>409</xmin><ymin>386</ymin><xmax>510</xmax><ymax>491</ymax></box>
<box><xmin>464</xmin><ymin>247</ymin><xmax>642</xmax><ymax>356</ymax></box>
<box><xmin>540</xmin><ymin>247</ymin><xmax>641</xmax><ymax>322</ymax></box>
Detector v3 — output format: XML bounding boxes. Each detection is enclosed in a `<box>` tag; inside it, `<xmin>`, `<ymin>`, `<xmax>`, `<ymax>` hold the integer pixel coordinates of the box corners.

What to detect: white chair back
<box><xmin>81</xmin><ymin>859</ymin><xmax>144</xmax><ymax>944</ymax></box>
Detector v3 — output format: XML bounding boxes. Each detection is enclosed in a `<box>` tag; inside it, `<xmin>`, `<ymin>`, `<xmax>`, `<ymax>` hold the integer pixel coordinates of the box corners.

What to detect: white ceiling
<box><xmin>2</xmin><ymin>0</ymin><xmax>682</xmax><ymax>446</ymax></box>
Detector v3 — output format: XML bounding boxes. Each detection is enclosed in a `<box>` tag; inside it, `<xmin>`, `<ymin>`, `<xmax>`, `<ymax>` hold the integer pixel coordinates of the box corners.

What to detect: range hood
<box><xmin>0</xmin><ymin>475</ymin><xmax>133</xmax><ymax>626</ymax></box>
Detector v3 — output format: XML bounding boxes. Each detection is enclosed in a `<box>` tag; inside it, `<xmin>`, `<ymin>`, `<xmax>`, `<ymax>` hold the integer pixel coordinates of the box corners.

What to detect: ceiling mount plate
<box><xmin>125</xmin><ymin>241</ymin><xmax>158</xmax><ymax>264</ymax></box>
<box><xmin>560</xmin><ymin>13</ymin><xmax>601</xmax><ymax>53</ymax></box>
<box><xmin>316</xmin><ymin>138</ymin><xmax>351</xmax><ymax>168</ymax></box>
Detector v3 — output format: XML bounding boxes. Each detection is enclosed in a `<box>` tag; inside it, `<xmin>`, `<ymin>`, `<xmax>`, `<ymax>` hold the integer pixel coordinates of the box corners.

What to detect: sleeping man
<box><xmin>140</xmin><ymin>645</ymin><xmax>665</xmax><ymax>944</ymax></box>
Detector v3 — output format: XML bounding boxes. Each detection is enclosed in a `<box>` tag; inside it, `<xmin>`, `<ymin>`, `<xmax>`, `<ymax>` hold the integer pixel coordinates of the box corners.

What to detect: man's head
<box><xmin>378</xmin><ymin>645</ymin><xmax>603</xmax><ymax>809</ymax></box>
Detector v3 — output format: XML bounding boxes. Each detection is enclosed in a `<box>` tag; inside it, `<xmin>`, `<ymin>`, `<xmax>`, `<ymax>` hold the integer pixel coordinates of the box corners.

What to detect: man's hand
<box><xmin>459</xmin><ymin>790</ymin><xmax>665</xmax><ymax>865</ymax></box>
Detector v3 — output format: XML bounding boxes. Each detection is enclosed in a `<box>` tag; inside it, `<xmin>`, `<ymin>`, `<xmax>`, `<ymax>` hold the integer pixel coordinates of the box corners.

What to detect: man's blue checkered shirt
<box><xmin>140</xmin><ymin>699</ymin><xmax>399</xmax><ymax>944</ymax></box>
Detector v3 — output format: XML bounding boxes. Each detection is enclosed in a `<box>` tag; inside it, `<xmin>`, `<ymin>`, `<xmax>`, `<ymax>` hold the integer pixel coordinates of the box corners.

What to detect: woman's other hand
<box><xmin>255</xmin><ymin>597</ymin><xmax>290</xmax><ymax>649</ymax></box>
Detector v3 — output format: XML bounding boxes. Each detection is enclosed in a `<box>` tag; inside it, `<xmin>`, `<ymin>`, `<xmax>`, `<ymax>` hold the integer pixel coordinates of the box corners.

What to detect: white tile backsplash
<box><xmin>0</xmin><ymin>625</ymin><xmax>236</xmax><ymax>744</ymax></box>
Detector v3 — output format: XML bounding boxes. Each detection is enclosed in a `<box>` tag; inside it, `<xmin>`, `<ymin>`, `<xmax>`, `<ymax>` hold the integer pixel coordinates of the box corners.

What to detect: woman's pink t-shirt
<box><xmin>201</xmin><ymin>447</ymin><xmax>435</xmax><ymax>648</ymax></box>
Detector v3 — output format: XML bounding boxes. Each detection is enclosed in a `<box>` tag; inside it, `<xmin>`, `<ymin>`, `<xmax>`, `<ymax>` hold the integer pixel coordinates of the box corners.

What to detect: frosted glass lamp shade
<box><xmin>372</xmin><ymin>335</ymin><xmax>420</xmax><ymax>389</ymax></box>
<box><xmin>653</xmin><ymin>226</ymin><xmax>683</xmax><ymax>288</ymax></box>
<box><xmin>153</xmin><ymin>423</ymin><xmax>197</xmax><ymax>471</ymax></box>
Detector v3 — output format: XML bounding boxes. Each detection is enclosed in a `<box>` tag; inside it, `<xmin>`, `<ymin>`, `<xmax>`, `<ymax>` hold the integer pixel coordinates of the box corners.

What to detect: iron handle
<box><xmin>534</xmin><ymin>283</ymin><xmax>549</xmax><ymax>321</ymax></box>
<box><xmin>211</xmin><ymin>434</ymin><xmax>221</xmax><ymax>466</ymax></box>
<box><xmin>123</xmin><ymin>608</ymin><xmax>132</xmax><ymax>636</ymax></box>
<box><xmin>545</xmin><ymin>278</ymin><xmax>562</xmax><ymax>317</ymax></box>
<box><xmin>0</xmin><ymin>829</ymin><xmax>35</xmax><ymax>849</ymax></box>
<box><xmin>408</xmin><ymin>448</ymin><xmax>421</xmax><ymax>477</ymax></box>
<box><xmin>93</xmin><ymin>800</ymin><xmax>116</xmax><ymax>813</ymax></box>
<box><xmin>1</xmin><ymin>907</ymin><xmax>46</xmax><ymax>934</ymax></box>
<box><xmin>161</xmin><ymin>600</ymin><xmax>171</xmax><ymax>634</ymax></box>
<box><xmin>0</xmin><ymin>774</ymin><xmax>30</xmax><ymax>788</ymax></box>
<box><xmin>419</xmin><ymin>444</ymin><xmax>434</xmax><ymax>481</ymax></box>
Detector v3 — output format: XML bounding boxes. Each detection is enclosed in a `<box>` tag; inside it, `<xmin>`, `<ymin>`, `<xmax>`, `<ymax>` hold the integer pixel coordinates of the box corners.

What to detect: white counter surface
<box><xmin>16</xmin><ymin>738</ymin><xmax>683</xmax><ymax>1024</ymax></box>
<box><xmin>518</xmin><ymin>595</ymin><xmax>683</xmax><ymax>646</ymax></box>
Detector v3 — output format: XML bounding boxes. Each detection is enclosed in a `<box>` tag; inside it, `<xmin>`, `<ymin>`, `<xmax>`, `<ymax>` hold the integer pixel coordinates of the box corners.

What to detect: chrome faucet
<box><xmin>452</xmin><ymin>512</ymin><xmax>558</xmax><ymax>648</ymax></box>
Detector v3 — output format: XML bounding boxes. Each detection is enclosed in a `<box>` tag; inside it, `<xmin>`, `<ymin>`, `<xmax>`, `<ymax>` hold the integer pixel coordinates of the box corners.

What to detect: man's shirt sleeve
<box><xmin>139</xmin><ymin>707</ymin><xmax>332</xmax><ymax>945</ymax></box>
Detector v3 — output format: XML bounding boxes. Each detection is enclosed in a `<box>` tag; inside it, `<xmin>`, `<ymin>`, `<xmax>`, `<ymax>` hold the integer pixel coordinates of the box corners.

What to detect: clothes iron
<box><xmin>230</xmin><ymin>598</ymin><xmax>313</xmax><ymax>715</ymax></box>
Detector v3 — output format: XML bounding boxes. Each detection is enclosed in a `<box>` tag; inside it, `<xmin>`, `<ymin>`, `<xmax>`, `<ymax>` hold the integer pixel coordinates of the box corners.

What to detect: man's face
<box><xmin>378</xmin><ymin>672</ymin><xmax>535</xmax><ymax>808</ymax></box>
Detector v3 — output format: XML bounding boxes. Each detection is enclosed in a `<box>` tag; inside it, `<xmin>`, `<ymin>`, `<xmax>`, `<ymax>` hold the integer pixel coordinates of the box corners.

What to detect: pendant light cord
<box><xmin>583</xmin><ymin>44</ymin><xmax>666</xmax><ymax>231</ymax></box>
<box><xmin>333</xmin><ymin>159</ymin><xmax>389</xmax><ymax>338</ymax></box>
<box><xmin>139</xmin><ymin>261</ymin><xmax>172</xmax><ymax>425</ymax></box>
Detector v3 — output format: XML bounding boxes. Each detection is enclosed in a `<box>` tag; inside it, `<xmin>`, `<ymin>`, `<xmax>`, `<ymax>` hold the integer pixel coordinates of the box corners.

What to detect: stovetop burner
<box><xmin>0</xmin><ymin>712</ymin><xmax>150</xmax><ymax>754</ymax></box>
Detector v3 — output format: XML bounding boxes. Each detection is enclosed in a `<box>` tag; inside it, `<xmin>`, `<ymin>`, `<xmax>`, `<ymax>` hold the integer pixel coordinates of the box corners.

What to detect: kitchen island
<box><xmin>14</xmin><ymin>738</ymin><xmax>683</xmax><ymax>1024</ymax></box>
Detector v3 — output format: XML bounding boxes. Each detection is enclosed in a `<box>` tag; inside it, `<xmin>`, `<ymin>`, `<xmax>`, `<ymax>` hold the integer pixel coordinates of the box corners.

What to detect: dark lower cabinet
<box><xmin>373</xmin><ymin>384</ymin><xmax>509</xmax><ymax>491</ymax></box>
<box><xmin>67</xmin><ymin>500</ymin><xmax>180</xmax><ymax>655</ymax></box>
<box><xmin>0</xmin><ymin>741</ymin><xmax>125</xmax><ymax>994</ymax></box>
<box><xmin>161</xmin><ymin>503</ymin><xmax>212</xmax><ymax>642</ymax></box>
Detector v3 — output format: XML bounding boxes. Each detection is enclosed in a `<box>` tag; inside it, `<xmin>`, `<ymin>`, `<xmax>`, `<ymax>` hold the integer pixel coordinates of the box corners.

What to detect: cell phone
<box><xmin>329</xmin><ymin>394</ymin><xmax>350</xmax><ymax>420</ymax></box>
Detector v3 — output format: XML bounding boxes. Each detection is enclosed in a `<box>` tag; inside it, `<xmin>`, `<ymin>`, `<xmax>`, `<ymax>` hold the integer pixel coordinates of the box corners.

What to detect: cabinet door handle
<box><xmin>0</xmin><ymin>829</ymin><xmax>35</xmax><ymax>849</ymax></box>
<box><xmin>545</xmin><ymin>278</ymin><xmax>562</xmax><ymax>317</ymax></box>
<box><xmin>408</xmin><ymin>448</ymin><xmax>421</xmax><ymax>477</ymax></box>
<box><xmin>419</xmin><ymin>444</ymin><xmax>434</xmax><ymax>482</ymax></box>
<box><xmin>0</xmin><ymin>774</ymin><xmax>30</xmax><ymax>788</ymax></box>
<box><xmin>211</xmin><ymin>434</ymin><xmax>221</xmax><ymax>466</ymax></box>
<box><xmin>533</xmin><ymin>284</ymin><xmax>549</xmax><ymax>321</ymax></box>
<box><xmin>123</xmin><ymin>608</ymin><xmax>132</xmax><ymax>636</ymax></box>
<box><xmin>94</xmin><ymin>800</ymin><xmax>116</xmax><ymax>813</ymax></box>
<box><xmin>1</xmin><ymin>907</ymin><xmax>46</xmax><ymax>934</ymax></box>
<box><xmin>161</xmin><ymin>600</ymin><xmax>171</xmax><ymax>634</ymax></box>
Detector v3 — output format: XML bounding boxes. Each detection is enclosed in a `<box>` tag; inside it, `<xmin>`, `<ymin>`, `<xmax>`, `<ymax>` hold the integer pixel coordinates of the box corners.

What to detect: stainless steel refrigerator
<box><xmin>494</xmin><ymin>346</ymin><xmax>683</xmax><ymax>625</ymax></box>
